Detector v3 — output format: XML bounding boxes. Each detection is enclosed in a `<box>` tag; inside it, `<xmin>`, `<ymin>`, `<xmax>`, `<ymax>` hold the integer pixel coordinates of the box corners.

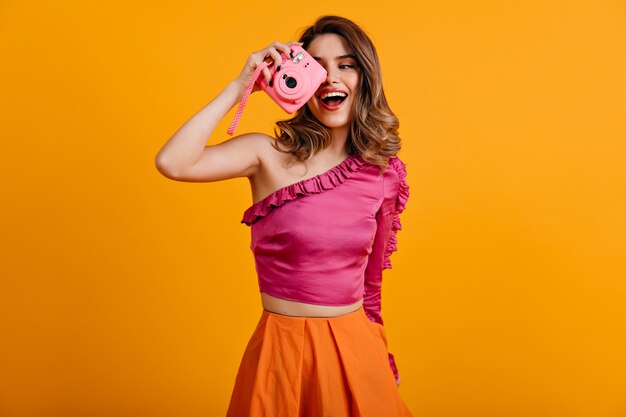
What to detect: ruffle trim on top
<box><xmin>382</xmin><ymin>157</ymin><xmax>409</xmax><ymax>270</ymax></box>
<box><xmin>241</xmin><ymin>154</ymin><xmax>367</xmax><ymax>226</ymax></box>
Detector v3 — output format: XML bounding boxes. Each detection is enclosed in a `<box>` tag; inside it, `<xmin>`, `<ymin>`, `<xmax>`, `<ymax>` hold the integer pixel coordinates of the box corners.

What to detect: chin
<box><xmin>306</xmin><ymin>106</ymin><xmax>354</xmax><ymax>130</ymax></box>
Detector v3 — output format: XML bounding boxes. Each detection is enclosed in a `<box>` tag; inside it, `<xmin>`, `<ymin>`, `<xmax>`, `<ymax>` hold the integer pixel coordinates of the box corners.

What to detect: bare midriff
<box><xmin>261</xmin><ymin>292</ymin><xmax>364</xmax><ymax>318</ymax></box>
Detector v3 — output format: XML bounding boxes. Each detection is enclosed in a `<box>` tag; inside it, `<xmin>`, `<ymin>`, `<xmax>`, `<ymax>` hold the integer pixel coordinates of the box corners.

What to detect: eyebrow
<box><xmin>312</xmin><ymin>54</ymin><xmax>357</xmax><ymax>61</ymax></box>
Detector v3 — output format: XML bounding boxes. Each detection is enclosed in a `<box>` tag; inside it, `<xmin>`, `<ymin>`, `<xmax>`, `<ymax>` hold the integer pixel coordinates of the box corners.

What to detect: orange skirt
<box><xmin>226</xmin><ymin>305</ymin><xmax>413</xmax><ymax>417</ymax></box>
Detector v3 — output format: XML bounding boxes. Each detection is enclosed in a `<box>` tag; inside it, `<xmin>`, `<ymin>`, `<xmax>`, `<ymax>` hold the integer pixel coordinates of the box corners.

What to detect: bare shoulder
<box><xmin>229</xmin><ymin>132</ymin><xmax>291</xmax><ymax>173</ymax></box>
<box><xmin>205</xmin><ymin>131</ymin><xmax>279</xmax><ymax>180</ymax></box>
<box><xmin>244</xmin><ymin>134</ymin><xmax>302</xmax><ymax>204</ymax></box>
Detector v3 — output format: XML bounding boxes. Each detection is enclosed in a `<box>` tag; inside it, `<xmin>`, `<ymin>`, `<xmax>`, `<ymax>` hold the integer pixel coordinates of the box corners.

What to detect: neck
<box><xmin>325</xmin><ymin>125</ymin><xmax>350</xmax><ymax>159</ymax></box>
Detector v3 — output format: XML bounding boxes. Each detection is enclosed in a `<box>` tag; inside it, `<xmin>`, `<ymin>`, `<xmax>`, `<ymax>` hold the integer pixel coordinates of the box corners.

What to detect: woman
<box><xmin>155</xmin><ymin>15</ymin><xmax>412</xmax><ymax>417</ymax></box>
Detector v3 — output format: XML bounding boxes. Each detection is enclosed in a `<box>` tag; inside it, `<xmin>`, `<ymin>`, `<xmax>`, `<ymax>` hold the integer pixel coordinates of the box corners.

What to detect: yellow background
<box><xmin>1</xmin><ymin>1</ymin><xmax>625</xmax><ymax>416</ymax></box>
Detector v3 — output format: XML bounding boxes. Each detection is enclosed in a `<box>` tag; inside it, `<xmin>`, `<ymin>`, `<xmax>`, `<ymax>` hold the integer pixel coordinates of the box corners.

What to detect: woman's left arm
<box><xmin>362</xmin><ymin>157</ymin><xmax>409</xmax><ymax>386</ymax></box>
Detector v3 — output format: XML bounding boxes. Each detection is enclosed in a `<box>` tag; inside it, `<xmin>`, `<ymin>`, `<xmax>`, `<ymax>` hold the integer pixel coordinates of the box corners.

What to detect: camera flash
<box><xmin>293</xmin><ymin>52</ymin><xmax>305</xmax><ymax>64</ymax></box>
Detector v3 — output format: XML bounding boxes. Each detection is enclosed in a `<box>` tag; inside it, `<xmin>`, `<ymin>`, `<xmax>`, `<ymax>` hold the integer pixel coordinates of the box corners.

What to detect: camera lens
<box><xmin>285</xmin><ymin>77</ymin><xmax>297</xmax><ymax>89</ymax></box>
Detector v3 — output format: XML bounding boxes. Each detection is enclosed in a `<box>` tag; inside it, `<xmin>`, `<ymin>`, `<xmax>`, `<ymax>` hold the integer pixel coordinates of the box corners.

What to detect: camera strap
<box><xmin>227</xmin><ymin>61</ymin><xmax>269</xmax><ymax>135</ymax></box>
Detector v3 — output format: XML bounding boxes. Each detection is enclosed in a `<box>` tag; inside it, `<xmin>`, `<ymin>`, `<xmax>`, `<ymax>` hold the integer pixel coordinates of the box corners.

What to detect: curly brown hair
<box><xmin>272</xmin><ymin>15</ymin><xmax>401</xmax><ymax>174</ymax></box>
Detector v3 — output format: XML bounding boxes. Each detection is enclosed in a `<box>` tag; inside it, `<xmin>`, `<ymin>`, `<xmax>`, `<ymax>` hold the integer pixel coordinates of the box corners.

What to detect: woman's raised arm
<box><xmin>154</xmin><ymin>41</ymin><xmax>301</xmax><ymax>183</ymax></box>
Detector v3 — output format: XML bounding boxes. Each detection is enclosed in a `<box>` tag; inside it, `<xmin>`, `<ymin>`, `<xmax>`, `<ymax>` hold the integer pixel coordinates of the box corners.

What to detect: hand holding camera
<box><xmin>228</xmin><ymin>41</ymin><xmax>327</xmax><ymax>135</ymax></box>
<box><xmin>233</xmin><ymin>41</ymin><xmax>296</xmax><ymax>93</ymax></box>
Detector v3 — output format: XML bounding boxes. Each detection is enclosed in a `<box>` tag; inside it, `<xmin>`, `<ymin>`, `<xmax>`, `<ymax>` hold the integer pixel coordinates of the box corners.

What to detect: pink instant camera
<box><xmin>256</xmin><ymin>45</ymin><xmax>327</xmax><ymax>113</ymax></box>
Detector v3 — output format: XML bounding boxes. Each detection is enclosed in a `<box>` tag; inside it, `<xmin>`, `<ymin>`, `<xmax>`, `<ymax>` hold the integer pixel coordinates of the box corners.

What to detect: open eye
<box><xmin>339</xmin><ymin>64</ymin><xmax>355</xmax><ymax>69</ymax></box>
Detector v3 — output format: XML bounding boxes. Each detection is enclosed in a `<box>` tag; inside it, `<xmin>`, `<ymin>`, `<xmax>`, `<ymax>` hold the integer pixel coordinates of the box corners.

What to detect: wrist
<box><xmin>228</xmin><ymin>79</ymin><xmax>247</xmax><ymax>101</ymax></box>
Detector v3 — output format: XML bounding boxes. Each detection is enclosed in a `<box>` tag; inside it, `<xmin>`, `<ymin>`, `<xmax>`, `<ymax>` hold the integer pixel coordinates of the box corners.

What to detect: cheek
<box><xmin>350</xmin><ymin>74</ymin><xmax>361</xmax><ymax>91</ymax></box>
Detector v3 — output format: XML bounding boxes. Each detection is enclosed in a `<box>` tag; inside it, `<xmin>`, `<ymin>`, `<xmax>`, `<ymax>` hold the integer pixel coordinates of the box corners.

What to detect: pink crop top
<box><xmin>241</xmin><ymin>153</ymin><xmax>409</xmax><ymax>382</ymax></box>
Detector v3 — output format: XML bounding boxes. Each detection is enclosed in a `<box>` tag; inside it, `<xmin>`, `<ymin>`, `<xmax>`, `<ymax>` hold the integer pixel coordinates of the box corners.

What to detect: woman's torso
<box><xmin>249</xmin><ymin>135</ymin><xmax>359</xmax><ymax>318</ymax></box>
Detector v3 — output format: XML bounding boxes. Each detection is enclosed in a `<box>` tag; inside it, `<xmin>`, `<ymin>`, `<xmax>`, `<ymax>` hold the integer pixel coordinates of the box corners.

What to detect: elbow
<box><xmin>154</xmin><ymin>153</ymin><xmax>180</xmax><ymax>180</ymax></box>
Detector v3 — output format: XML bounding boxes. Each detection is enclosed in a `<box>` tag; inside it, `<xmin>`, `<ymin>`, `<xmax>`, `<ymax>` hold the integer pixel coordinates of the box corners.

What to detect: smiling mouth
<box><xmin>319</xmin><ymin>94</ymin><xmax>348</xmax><ymax>110</ymax></box>
<box><xmin>321</xmin><ymin>95</ymin><xmax>346</xmax><ymax>106</ymax></box>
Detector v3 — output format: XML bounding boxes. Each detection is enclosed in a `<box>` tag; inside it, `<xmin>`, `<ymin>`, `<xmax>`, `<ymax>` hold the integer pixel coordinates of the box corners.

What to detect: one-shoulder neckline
<box><xmin>250</xmin><ymin>153</ymin><xmax>360</xmax><ymax>206</ymax></box>
<box><xmin>241</xmin><ymin>153</ymin><xmax>367</xmax><ymax>226</ymax></box>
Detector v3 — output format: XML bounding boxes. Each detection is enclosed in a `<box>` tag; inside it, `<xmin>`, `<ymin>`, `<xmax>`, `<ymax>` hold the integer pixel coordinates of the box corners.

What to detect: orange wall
<box><xmin>1</xmin><ymin>1</ymin><xmax>625</xmax><ymax>416</ymax></box>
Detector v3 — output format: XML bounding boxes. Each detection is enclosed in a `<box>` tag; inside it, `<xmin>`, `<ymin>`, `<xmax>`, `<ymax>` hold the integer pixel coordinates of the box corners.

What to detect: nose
<box><xmin>323</xmin><ymin>66</ymin><xmax>340</xmax><ymax>84</ymax></box>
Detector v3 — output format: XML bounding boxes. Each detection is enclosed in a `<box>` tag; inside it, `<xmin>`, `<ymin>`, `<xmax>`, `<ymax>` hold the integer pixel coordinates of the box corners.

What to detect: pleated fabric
<box><xmin>226</xmin><ymin>306</ymin><xmax>413</xmax><ymax>417</ymax></box>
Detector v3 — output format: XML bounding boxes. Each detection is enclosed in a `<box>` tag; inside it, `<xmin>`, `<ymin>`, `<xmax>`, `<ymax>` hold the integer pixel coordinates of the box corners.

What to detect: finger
<box><xmin>257</xmin><ymin>51</ymin><xmax>274</xmax><ymax>74</ymax></box>
<box><xmin>283</xmin><ymin>44</ymin><xmax>302</xmax><ymax>60</ymax></box>
<box><xmin>287</xmin><ymin>40</ymin><xmax>304</xmax><ymax>47</ymax></box>
<box><xmin>250</xmin><ymin>52</ymin><xmax>268</xmax><ymax>74</ymax></box>
<box><xmin>268</xmin><ymin>41</ymin><xmax>291</xmax><ymax>61</ymax></box>
<box><xmin>267</xmin><ymin>48</ymin><xmax>283</xmax><ymax>71</ymax></box>
<box><xmin>261</xmin><ymin>66</ymin><xmax>272</xmax><ymax>86</ymax></box>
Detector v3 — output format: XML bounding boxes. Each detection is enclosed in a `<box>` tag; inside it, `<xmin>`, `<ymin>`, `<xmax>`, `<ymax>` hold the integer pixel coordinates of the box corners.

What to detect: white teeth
<box><xmin>320</xmin><ymin>91</ymin><xmax>347</xmax><ymax>100</ymax></box>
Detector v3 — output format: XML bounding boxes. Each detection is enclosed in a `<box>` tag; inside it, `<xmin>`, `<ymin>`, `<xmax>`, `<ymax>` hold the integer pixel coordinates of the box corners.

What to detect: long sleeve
<box><xmin>362</xmin><ymin>157</ymin><xmax>409</xmax><ymax>384</ymax></box>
